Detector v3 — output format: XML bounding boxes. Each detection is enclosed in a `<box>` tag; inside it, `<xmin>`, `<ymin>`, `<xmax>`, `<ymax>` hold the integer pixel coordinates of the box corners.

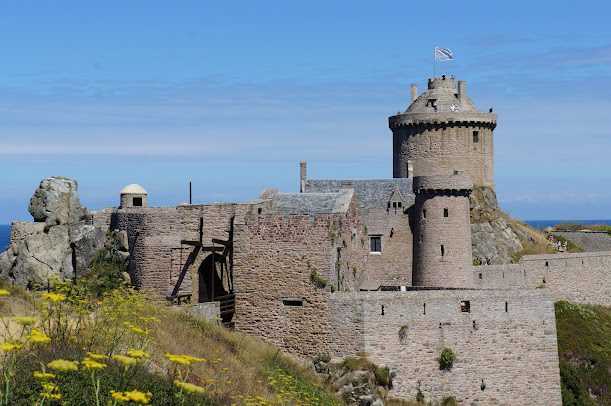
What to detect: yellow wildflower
<box><xmin>13</xmin><ymin>316</ymin><xmax>37</xmax><ymax>325</ymax></box>
<box><xmin>164</xmin><ymin>353</ymin><xmax>190</xmax><ymax>365</ymax></box>
<box><xmin>112</xmin><ymin>354</ymin><xmax>137</xmax><ymax>366</ymax></box>
<box><xmin>33</xmin><ymin>371</ymin><xmax>56</xmax><ymax>380</ymax></box>
<box><xmin>130</xmin><ymin>326</ymin><xmax>149</xmax><ymax>336</ymax></box>
<box><xmin>0</xmin><ymin>289</ymin><xmax>10</xmax><ymax>296</ymax></box>
<box><xmin>42</xmin><ymin>382</ymin><xmax>58</xmax><ymax>392</ymax></box>
<box><xmin>183</xmin><ymin>355</ymin><xmax>205</xmax><ymax>363</ymax></box>
<box><xmin>41</xmin><ymin>292</ymin><xmax>65</xmax><ymax>302</ymax></box>
<box><xmin>126</xmin><ymin>349</ymin><xmax>149</xmax><ymax>359</ymax></box>
<box><xmin>41</xmin><ymin>393</ymin><xmax>61</xmax><ymax>400</ymax></box>
<box><xmin>0</xmin><ymin>342</ymin><xmax>21</xmax><ymax>352</ymax></box>
<box><xmin>174</xmin><ymin>380</ymin><xmax>205</xmax><ymax>394</ymax></box>
<box><xmin>47</xmin><ymin>359</ymin><xmax>79</xmax><ymax>372</ymax></box>
<box><xmin>28</xmin><ymin>328</ymin><xmax>51</xmax><ymax>344</ymax></box>
<box><xmin>111</xmin><ymin>389</ymin><xmax>152</xmax><ymax>404</ymax></box>
<box><xmin>86</xmin><ymin>352</ymin><xmax>108</xmax><ymax>360</ymax></box>
<box><xmin>82</xmin><ymin>359</ymin><xmax>107</xmax><ymax>370</ymax></box>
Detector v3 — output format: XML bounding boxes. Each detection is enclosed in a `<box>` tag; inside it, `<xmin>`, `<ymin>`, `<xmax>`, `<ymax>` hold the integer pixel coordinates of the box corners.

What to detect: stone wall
<box><xmin>361</xmin><ymin>206</ymin><xmax>412</xmax><ymax>287</ymax></box>
<box><xmin>9</xmin><ymin>222</ymin><xmax>45</xmax><ymax>244</ymax></box>
<box><xmin>114</xmin><ymin>204</ymin><xmax>239</xmax><ymax>299</ymax></box>
<box><xmin>330</xmin><ymin>289</ymin><xmax>562</xmax><ymax>405</ymax></box>
<box><xmin>392</xmin><ymin>124</ymin><xmax>494</xmax><ymax>188</ymax></box>
<box><xmin>232</xmin><ymin>196</ymin><xmax>369</xmax><ymax>357</ymax></box>
<box><xmin>473</xmin><ymin>251</ymin><xmax>611</xmax><ymax>305</ymax></box>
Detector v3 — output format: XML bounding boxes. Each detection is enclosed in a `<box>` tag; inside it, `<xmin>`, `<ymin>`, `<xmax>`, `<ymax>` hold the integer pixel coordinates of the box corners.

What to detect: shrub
<box><xmin>438</xmin><ymin>348</ymin><xmax>456</xmax><ymax>371</ymax></box>
<box><xmin>314</xmin><ymin>354</ymin><xmax>331</xmax><ymax>364</ymax></box>
<box><xmin>309</xmin><ymin>270</ymin><xmax>328</xmax><ymax>289</ymax></box>
<box><xmin>341</xmin><ymin>357</ymin><xmax>394</xmax><ymax>388</ymax></box>
<box><xmin>440</xmin><ymin>395</ymin><xmax>458</xmax><ymax>406</ymax></box>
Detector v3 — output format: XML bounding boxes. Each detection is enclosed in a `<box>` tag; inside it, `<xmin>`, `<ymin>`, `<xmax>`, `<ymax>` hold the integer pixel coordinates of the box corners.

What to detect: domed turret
<box><xmin>120</xmin><ymin>184</ymin><xmax>148</xmax><ymax>208</ymax></box>
<box><xmin>389</xmin><ymin>76</ymin><xmax>497</xmax><ymax>189</ymax></box>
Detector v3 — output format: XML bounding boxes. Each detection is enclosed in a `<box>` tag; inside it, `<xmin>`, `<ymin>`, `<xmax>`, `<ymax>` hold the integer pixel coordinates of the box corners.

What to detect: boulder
<box><xmin>28</xmin><ymin>177</ymin><xmax>88</xmax><ymax>225</ymax></box>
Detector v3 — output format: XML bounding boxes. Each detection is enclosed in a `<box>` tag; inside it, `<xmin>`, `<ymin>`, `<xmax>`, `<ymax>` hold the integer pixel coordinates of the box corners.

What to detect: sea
<box><xmin>2</xmin><ymin>220</ymin><xmax>611</xmax><ymax>251</ymax></box>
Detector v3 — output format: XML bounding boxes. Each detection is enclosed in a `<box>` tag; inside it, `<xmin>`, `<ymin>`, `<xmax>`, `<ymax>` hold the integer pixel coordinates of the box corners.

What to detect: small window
<box><xmin>132</xmin><ymin>197</ymin><xmax>143</xmax><ymax>207</ymax></box>
<box><xmin>397</xmin><ymin>202</ymin><xmax>402</xmax><ymax>208</ymax></box>
<box><xmin>460</xmin><ymin>301</ymin><xmax>470</xmax><ymax>313</ymax></box>
<box><xmin>479</xmin><ymin>273</ymin><xmax>482</xmax><ymax>280</ymax></box>
<box><xmin>427</xmin><ymin>99</ymin><xmax>438</xmax><ymax>107</ymax></box>
<box><xmin>282</xmin><ymin>299</ymin><xmax>304</xmax><ymax>307</ymax></box>
<box><xmin>423</xmin><ymin>303</ymin><xmax>426</xmax><ymax>315</ymax></box>
<box><xmin>545</xmin><ymin>261</ymin><xmax>549</xmax><ymax>267</ymax></box>
<box><xmin>423</xmin><ymin>209</ymin><xmax>427</xmax><ymax>218</ymax></box>
<box><xmin>443</xmin><ymin>208</ymin><xmax>448</xmax><ymax>217</ymax></box>
<box><xmin>370</xmin><ymin>236</ymin><xmax>382</xmax><ymax>253</ymax></box>
<box><xmin>473</xmin><ymin>131</ymin><xmax>479</xmax><ymax>143</ymax></box>
<box><xmin>257</xmin><ymin>208</ymin><xmax>262</xmax><ymax>214</ymax></box>
<box><xmin>441</xmin><ymin>245</ymin><xmax>445</xmax><ymax>257</ymax></box>
<box><xmin>393</xmin><ymin>202</ymin><xmax>397</xmax><ymax>209</ymax></box>
<box><xmin>505</xmin><ymin>302</ymin><xmax>508</xmax><ymax>312</ymax></box>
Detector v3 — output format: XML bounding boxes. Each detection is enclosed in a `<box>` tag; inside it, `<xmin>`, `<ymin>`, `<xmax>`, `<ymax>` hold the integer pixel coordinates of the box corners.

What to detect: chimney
<box><xmin>458</xmin><ymin>80</ymin><xmax>466</xmax><ymax>101</ymax></box>
<box><xmin>300</xmin><ymin>161</ymin><xmax>307</xmax><ymax>193</ymax></box>
<box><xmin>410</xmin><ymin>84</ymin><xmax>418</xmax><ymax>102</ymax></box>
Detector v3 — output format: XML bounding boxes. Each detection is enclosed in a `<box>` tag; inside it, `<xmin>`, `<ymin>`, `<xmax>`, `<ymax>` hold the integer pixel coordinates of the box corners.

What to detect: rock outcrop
<box><xmin>0</xmin><ymin>177</ymin><xmax>112</xmax><ymax>286</ymax></box>
<box><xmin>470</xmin><ymin>186</ymin><xmax>534</xmax><ymax>264</ymax></box>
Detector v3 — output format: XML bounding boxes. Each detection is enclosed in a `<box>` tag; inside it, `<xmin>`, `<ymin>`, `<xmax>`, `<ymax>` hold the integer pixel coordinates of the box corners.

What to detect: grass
<box><xmin>555</xmin><ymin>301</ymin><xmax>611</xmax><ymax>405</ymax></box>
<box><xmin>553</xmin><ymin>224</ymin><xmax>611</xmax><ymax>234</ymax></box>
<box><xmin>0</xmin><ymin>267</ymin><xmax>341</xmax><ymax>405</ymax></box>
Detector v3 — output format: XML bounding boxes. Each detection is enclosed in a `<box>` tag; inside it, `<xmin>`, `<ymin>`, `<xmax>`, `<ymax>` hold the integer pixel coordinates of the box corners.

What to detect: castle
<box><xmin>11</xmin><ymin>76</ymin><xmax>611</xmax><ymax>404</ymax></box>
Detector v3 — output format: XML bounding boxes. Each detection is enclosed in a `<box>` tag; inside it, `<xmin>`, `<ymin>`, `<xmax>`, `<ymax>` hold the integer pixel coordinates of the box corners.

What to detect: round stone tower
<box><xmin>389</xmin><ymin>76</ymin><xmax>497</xmax><ymax>189</ymax></box>
<box><xmin>412</xmin><ymin>174</ymin><xmax>473</xmax><ymax>288</ymax></box>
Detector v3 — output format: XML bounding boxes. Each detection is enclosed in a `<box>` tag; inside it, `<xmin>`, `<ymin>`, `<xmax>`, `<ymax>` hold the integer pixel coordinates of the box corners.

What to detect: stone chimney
<box><xmin>457</xmin><ymin>80</ymin><xmax>466</xmax><ymax>101</ymax></box>
<box><xmin>300</xmin><ymin>161</ymin><xmax>307</xmax><ymax>193</ymax></box>
<box><xmin>410</xmin><ymin>84</ymin><xmax>418</xmax><ymax>102</ymax></box>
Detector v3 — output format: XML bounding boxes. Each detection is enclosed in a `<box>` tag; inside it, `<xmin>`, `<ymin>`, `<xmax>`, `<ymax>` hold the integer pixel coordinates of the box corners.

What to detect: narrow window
<box><xmin>257</xmin><ymin>208</ymin><xmax>262</xmax><ymax>214</ymax></box>
<box><xmin>473</xmin><ymin>131</ymin><xmax>479</xmax><ymax>143</ymax></box>
<box><xmin>282</xmin><ymin>299</ymin><xmax>304</xmax><ymax>307</ymax></box>
<box><xmin>393</xmin><ymin>202</ymin><xmax>397</xmax><ymax>209</ymax></box>
<box><xmin>397</xmin><ymin>202</ymin><xmax>402</xmax><ymax>208</ymax></box>
<box><xmin>423</xmin><ymin>209</ymin><xmax>427</xmax><ymax>218</ymax></box>
<box><xmin>419</xmin><ymin>234</ymin><xmax>423</xmax><ymax>243</ymax></box>
<box><xmin>505</xmin><ymin>302</ymin><xmax>508</xmax><ymax>312</ymax></box>
<box><xmin>443</xmin><ymin>208</ymin><xmax>449</xmax><ymax>217</ymax></box>
<box><xmin>387</xmin><ymin>202</ymin><xmax>391</xmax><ymax>210</ymax></box>
<box><xmin>441</xmin><ymin>245</ymin><xmax>445</xmax><ymax>257</ymax></box>
<box><xmin>478</xmin><ymin>273</ymin><xmax>482</xmax><ymax>280</ymax></box>
<box><xmin>545</xmin><ymin>261</ymin><xmax>549</xmax><ymax>267</ymax></box>
<box><xmin>370</xmin><ymin>236</ymin><xmax>382</xmax><ymax>253</ymax></box>
<box><xmin>423</xmin><ymin>303</ymin><xmax>426</xmax><ymax>315</ymax></box>
<box><xmin>381</xmin><ymin>305</ymin><xmax>385</xmax><ymax>315</ymax></box>
<box><xmin>460</xmin><ymin>301</ymin><xmax>470</xmax><ymax>313</ymax></box>
<box><xmin>133</xmin><ymin>197</ymin><xmax>143</xmax><ymax>207</ymax></box>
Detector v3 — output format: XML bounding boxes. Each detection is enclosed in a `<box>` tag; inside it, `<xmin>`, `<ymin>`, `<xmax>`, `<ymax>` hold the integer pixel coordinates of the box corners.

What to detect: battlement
<box><xmin>413</xmin><ymin>174</ymin><xmax>473</xmax><ymax>194</ymax></box>
<box><xmin>427</xmin><ymin>76</ymin><xmax>456</xmax><ymax>89</ymax></box>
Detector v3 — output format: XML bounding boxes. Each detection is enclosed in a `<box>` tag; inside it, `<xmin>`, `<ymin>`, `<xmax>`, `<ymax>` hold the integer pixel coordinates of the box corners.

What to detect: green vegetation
<box><xmin>553</xmin><ymin>223</ymin><xmax>611</xmax><ymax>234</ymax></box>
<box><xmin>0</xmin><ymin>273</ymin><xmax>341</xmax><ymax>405</ymax></box>
<box><xmin>309</xmin><ymin>269</ymin><xmax>328</xmax><ymax>289</ymax></box>
<box><xmin>551</xmin><ymin>234</ymin><xmax>584</xmax><ymax>253</ymax></box>
<box><xmin>555</xmin><ymin>301</ymin><xmax>611</xmax><ymax>405</ymax></box>
<box><xmin>341</xmin><ymin>357</ymin><xmax>395</xmax><ymax>388</ymax></box>
<box><xmin>437</xmin><ymin>348</ymin><xmax>456</xmax><ymax>371</ymax></box>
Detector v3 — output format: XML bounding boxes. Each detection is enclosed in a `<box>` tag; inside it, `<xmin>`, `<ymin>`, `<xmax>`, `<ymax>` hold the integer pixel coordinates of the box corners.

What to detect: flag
<box><xmin>435</xmin><ymin>47</ymin><xmax>453</xmax><ymax>61</ymax></box>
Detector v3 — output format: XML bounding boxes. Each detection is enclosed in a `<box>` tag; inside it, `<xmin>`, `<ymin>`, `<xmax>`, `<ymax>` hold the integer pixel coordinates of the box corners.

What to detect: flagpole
<box><xmin>433</xmin><ymin>45</ymin><xmax>436</xmax><ymax>78</ymax></box>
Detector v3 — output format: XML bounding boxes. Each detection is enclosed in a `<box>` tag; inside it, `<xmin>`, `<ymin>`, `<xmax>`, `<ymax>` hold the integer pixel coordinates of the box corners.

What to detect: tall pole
<box><xmin>433</xmin><ymin>45</ymin><xmax>436</xmax><ymax>78</ymax></box>
<box><xmin>189</xmin><ymin>181</ymin><xmax>192</xmax><ymax>205</ymax></box>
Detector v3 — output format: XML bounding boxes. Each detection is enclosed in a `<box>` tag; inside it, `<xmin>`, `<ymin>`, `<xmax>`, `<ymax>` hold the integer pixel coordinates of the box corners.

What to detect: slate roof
<box><xmin>304</xmin><ymin>178</ymin><xmax>414</xmax><ymax>212</ymax></box>
<box><xmin>269</xmin><ymin>189</ymin><xmax>353</xmax><ymax>214</ymax></box>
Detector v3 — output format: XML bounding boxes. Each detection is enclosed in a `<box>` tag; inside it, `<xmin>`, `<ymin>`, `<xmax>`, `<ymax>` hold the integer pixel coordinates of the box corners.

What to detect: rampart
<box><xmin>473</xmin><ymin>251</ymin><xmax>611</xmax><ymax>305</ymax></box>
<box><xmin>330</xmin><ymin>289</ymin><xmax>562</xmax><ymax>405</ymax></box>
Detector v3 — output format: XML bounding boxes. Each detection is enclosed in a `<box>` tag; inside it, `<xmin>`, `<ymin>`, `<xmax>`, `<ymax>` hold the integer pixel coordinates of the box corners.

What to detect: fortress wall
<box><xmin>90</xmin><ymin>208</ymin><xmax>115</xmax><ymax>231</ymax></box>
<box><xmin>331</xmin><ymin>289</ymin><xmax>561</xmax><ymax>405</ymax></box>
<box><xmin>9</xmin><ymin>222</ymin><xmax>45</xmax><ymax>244</ymax></box>
<box><xmin>394</xmin><ymin>125</ymin><xmax>494</xmax><ymax>188</ymax></box>
<box><xmin>233</xmin><ymin>198</ymin><xmax>369</xmax><ymax>357</ymax></box>
<box><xmin>115</xmin><ymin>204</ymin><xmax>239</xmax><ymax>299</ymax></box>
<box><xmin>361</xmin><ymin>207</ymin><xmax>412</xmax><ymax>287</ymax></box>
<box><xmin>473</xmin><ymin>251</ymin><xmax>611</xmax><ymax>305</ymax></box>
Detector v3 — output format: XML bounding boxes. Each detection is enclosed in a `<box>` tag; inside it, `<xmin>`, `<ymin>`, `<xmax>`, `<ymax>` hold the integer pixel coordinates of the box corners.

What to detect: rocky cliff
<box><xmin>470</xmin><ymin>186</ymin><xmax>539</xmax><ymax>264</ymax></box>
<box><xmin>0</xmin><ymin>177</ymin><xmax>124</xmax><ymax>286</ymax></box>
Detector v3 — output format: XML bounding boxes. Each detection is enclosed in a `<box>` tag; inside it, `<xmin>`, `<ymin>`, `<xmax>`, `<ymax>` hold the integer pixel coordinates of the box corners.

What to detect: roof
<box><xmin>269</xmin><ymin>190</ymin><xmax>353</xmax><ymax>214</ymax></box>
<box><xmin>120</xmin><ymin>184</ymin><xmax>147</xmax><ymax>195</ymax></box>
<box><xmin>304</xmin><ymin>178</ymin><xmax>414</xmax><ymax>212</ymax></box>
<box><xmin>406</xmin><ymin>76</ymin><xmax>478</xmax><ymax>114</ymax></box>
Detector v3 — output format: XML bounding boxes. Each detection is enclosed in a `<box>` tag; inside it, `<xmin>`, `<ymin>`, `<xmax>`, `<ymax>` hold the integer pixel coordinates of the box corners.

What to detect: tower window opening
<box><xmin>257</xmin><ymin>208</ymin><xmax>262</xmax><ymax>214</ymax></box>
<box><xmin>441</xmin><ymin>245</ymin><xmax>445</xmax><ymax>257</ymax></box>
<box><xmin>397</xmin><ymin>202</ymin><xmax>402</xmax><ymax>208</ymax></box>
<box><xmin>505</xmin><ymin>302</ymin><xmax>508</xmax><ymax>312</ymax></box>
<box><xmin>423</xmin><ymin>303</ymin><xmax>426</xmax><ymax>315</ymax></box>
<box><xmin>370</xmin><ymin>236</ymin><xmax>382</xmax><ymax>253</ymax></box>
<box><xmin>545</xmin><ymin>261</ymin><xmax>549</xmax><ymax>267</ymax></box>
<box><xmin>423</xmin><ymin>209</ymin><xmax>427</xmax><ymax>218</ymax></box>
<box><xmin>427</xmin><ymin>99</ymin><xmax>438</xmax><ymax>108</ymax></box>
<box><xmin>444</xmin><ymin>208</ymin><xmax>449</xmax><ymax>217</ymax></box>
<box><xmin>473</xmin><ymin>131</ymin><xmax>479</xmax><ymax>143</ymax></box>
<box><xmin>479</xmin><ymin>273</ymin><xmax>482</xmax><ymax>280</ymax></box>
<box><xmin>460</xmin><ymin>301</ymin><xmax>470</xmax><ymax>313</ymax></box>
<box><xmin>282</xmin><ymin>299</ymin><xmax>304</xmax><ymax>307</ymax></box>
<box><xmin>133</xmin><ymin>197</ymin><xmax>143</xmax><ymax>207</ymax></box>
<box><xmin>381</xmin><ymin>305</ymin><xmax>385</xmax><ymax>316</ymax></box>
<box><xmin>419</xmin><ymin>234</ymin><xmax>423</xmax><ymax>243</ymax></box>
<box><xmin>393</xmin><ymin>202</ymin><xmax>397</xmax><ymax>209</ymax></box>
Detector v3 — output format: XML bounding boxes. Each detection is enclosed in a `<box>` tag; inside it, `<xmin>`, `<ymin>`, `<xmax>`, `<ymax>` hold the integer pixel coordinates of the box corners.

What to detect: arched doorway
<box><xmin>197</xmin><ymin>254</ymin><xmax>229</xmax><ymax>303</ymax></box>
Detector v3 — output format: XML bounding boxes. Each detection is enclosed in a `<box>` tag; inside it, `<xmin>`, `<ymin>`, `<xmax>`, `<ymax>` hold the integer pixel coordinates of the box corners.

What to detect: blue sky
<box><xmin>1</xmin><ymin>0</ymin><xmax>611</xmax><ymax>223</ymax></box>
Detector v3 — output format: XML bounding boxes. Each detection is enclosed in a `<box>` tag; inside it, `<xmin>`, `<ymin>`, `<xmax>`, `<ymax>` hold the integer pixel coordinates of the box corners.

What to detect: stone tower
<box><xmin>412</xmin><ymin>174</ymin><xmax>473</xmax><ymax>288</ymax></box>
<box><xmin>389</xmin><ymin>76</ymin><xmax>497</xmax><ymax>189</ymax></box>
